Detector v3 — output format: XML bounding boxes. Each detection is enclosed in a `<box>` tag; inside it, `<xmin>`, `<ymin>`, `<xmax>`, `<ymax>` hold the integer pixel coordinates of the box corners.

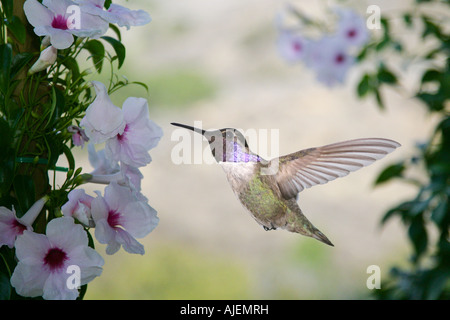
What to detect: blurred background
<box><xmin>64</xmin><ymin>0</ymin><xmax>441</xmax><ymax>299</ymax></box>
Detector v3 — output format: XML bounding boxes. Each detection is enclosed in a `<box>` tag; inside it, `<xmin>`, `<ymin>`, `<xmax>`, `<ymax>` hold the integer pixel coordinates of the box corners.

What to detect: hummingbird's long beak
<box><xmin>171</xmin><ymin>122</ymin><xmax>206</xmax><ymax>135</ymax></box>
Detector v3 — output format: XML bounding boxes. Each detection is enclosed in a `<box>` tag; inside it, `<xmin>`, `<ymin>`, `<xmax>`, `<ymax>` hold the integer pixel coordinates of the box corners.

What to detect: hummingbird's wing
<box><xmin>270</xmin><ymin>138</ymin><xmax>401</xmax><ymax>200</ymax></box>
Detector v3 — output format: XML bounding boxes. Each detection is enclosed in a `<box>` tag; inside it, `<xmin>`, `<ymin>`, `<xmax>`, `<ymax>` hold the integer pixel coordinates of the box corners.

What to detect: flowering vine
<box><xmin>0</xmin><ymin>0</ymin><xmax>162</xmax><ymax>300</ymax></box>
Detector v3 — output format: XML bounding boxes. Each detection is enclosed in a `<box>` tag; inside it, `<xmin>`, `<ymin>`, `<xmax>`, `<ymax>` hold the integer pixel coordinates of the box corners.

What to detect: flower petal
<box><xmin>24</xmin><ymin>0</ymin><xmax>53</xmax><ymax>28</ymax></box>
<box><xmin>46</xmin><ymin>217</ymin><xmax>88</xmax><ymax>252</ymax></box>
<box><xmin>80</xmin><ymin>81</ymin><xmax>125</xmax><ymax>143</ymax></box>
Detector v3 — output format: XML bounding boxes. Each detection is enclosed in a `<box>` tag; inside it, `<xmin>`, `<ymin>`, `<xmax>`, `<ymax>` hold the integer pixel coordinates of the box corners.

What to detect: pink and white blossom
<box><xmin>80</xmin><ymin>81</ymin><xmax>126</xmax><ymax>144</ymax></box>
<box><xmin>335</xmin><ymin>8</ymin><xmax>369</xmax><ymax>48</ymax></box>
<box><xmin>91</xmin><ymin>182</ymin><xmax>158</xmax><ymax>255</ymax></box>
<box><xmin>23</xmin><ymin>0</ymin><xmax>109</xmax><ymax>49</ymax></box>
<box><xmin>61</xmin><ymin>189</ymin><xmax>94</xmax><ymax>227</ymax></box>
<box><xmin>105</xmin><ymin>97</ymin><xmax>163</xmax><ymax>168</ymax></box>
<box><xmin>0</xmin><ymin>197</ymin><xmax>48</xmax><ymax>249</ymax></box>
<box><xmin>10</xmin><ymin>217</ymin><xmax>104</xmax><ymax>300</ymax></box>
<box><xmin>277</xmin><ymin>31</ymin><xmax>309</xmax><ymax>63</ymax></box>
<box><xmin>75</xmin><ymin>0</ymin><xmax>151</xmax><ymax>29</ymax></box>
<box><xmin>68</xmin><ymin>125</ymin><xmax>89</xmax><ymax>148</ymax></box>
<box><xmin>306</xmin><ymin>37</ymin><xmax>354</xmax><ymax>87</ymax></box>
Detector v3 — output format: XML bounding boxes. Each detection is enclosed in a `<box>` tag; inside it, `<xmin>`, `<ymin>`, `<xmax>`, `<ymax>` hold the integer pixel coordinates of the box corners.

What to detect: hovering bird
<box><xmin>171</xmin><ymin>122</ymin><xmax>400</xmax><ymax>246</ymax></box>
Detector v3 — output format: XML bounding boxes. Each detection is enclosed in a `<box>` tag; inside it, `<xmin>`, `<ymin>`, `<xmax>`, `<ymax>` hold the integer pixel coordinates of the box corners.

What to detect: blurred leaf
<box><xmin>104</xmin><ymin>0</ymin><xmax>111</xmax><ymax>9</ymax></box>
<box><xmin>0</xmin><ymin>118</ymin><xmax>14</xmax><ymax>196</ymax></box>
<box><xmin>84</xmin><ymin>39</ymin><xmax>105</xmax><ymax>73</ymax></box>
<box><xmin>0</xmin><ymin>44</ymin><xmax>12</xmax><ymax>94</ymax></box>
<box><xmin>101</xmin><ymin>36</ymin><xmax>126</xmax><ymax>69</ymax></box>
<box><xmin>374</xmin><ymin>87</ymin><xmax>384</xmax><ymax>109</ymax></box>
<box><xmin>0</xmin><ymin>272</ymin><xmax>11</xmax><ymax>300</ymax></box>
<box><xmin>431</xmin><ymin>201</ymin><xmax>447</xmax><ymax>228</ymax></box>
<box><xmin>10</xmin><ymin>52</ymin><xmax>33</xmax><ymax>80</ymax></box>
<box><xmin>0</xmin><ymin>0</ymin><xmax>13</xmax><ymax>20</ymax></box>
<box><xmin>421</xmin><ymin>15</ymin><xmax>443</xmax><ymax>39</ymax></box>
<box><xmin>60</xmin><ymin>56</ymin><xmax>80</xmax><ymax>81</ymax></box>
<box><xmin>421</xmin><ymin>69</ymin><xmax>441</xmax><ymax>83</ymax></box>
<box><xmin>381</xmin><ymin>201</ymin><xmax>413</xmax><ymax>225</ymax></box>
<box><xmin>6</xmin><ymin>16</ymin><xmax>26</xmax><ymax>44</ymax></box>
<box><xmin>357</xmin><ymin>74</ymin><xmax>371</xmax><ymax>97</ymax></box>
<box><xmin>403</xmin><ymin>13</ymin><xmax>413</xmax><ymax>27</ymax></box>
<box><xmin>408</xmin><ymin>215</ymin><xmax>428</xmax><ymax>262</ymax></box>
<box><xmin>417</xmin><ymin>92</ymin><xmax>445</xmax><ymax>111</ymax></box>
<box><xmin>375</xmin><ymin>162</ymin><xmax>405</xmax><ymax>185</ymax></box>
<box><xmin>378</xmin><ymin>66</ymin><xmax>397</xmax><ymax>84</ymax></box>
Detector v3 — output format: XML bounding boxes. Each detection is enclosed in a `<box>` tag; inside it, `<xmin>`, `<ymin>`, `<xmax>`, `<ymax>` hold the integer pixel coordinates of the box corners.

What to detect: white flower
<box><xmin>10</xmin><ymin>217</ymin><xmax>104</xmax><ymax>300</ymax></box>
<box><xmin>277</xmin><ymin>31</ymin><xmax>309</xmax><ymax>63</ymax></box>
<box><xmin>28</xmin><ymin>45</ymin><xmax>57</xmax><ymax>75</ymax></box>
<box><xmin>306</xmin><ymin>36</ymin><xmax>354</xmax><ymax>87</ymax></box>
<box><xmin>61</xmin><ymin>189</ymin><xmax>94</xmax><ymax>227</ymax></box>
<box><xmin>105</xmin><ymin>97</ymin><xmax>163</xmax><ymax>168</ymax></box>
<box><xmin>91</xmin><ymin>182</ymin><xmax>158</xmax><ymax>255</ymax></box>
<box><xmin>23</xmin><ymin>0</ymin><xmax>109</xmax><ymax>49</ymax></box>
<box><xmin>0</xmin><ymin>197</ymin><xmax>47</xmax><ymax>249</ymax></box>
<box><xmin>88</xmin><ymin>143</ymin><xmax>120</xmax><ymax>176</ymax></box>
<box><xmin>87</xmin><ymin>144</ymin><xmax>147</xmax><ymax>200</ymax></box>
<box><xmin>335</xmin><ymin>8</ymin><xmax>369</xmax><ymax>48</ymax></box>
<box><xmin>80</xmin><ymin>81</ymin><xmax>126</xmax><ymax>144</ymax></box>
<box><xmin>76</xmin><ymin>0</ymin><xmax>151</xmax><ymax>29</ymax></box>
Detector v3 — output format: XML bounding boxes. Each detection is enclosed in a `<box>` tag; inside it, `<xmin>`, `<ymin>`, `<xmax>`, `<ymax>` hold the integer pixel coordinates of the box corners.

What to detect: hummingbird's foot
<box><xmin>263</xmin><ymin>224</ymin><xmax>277</xmax><ymax>231</ymax></box>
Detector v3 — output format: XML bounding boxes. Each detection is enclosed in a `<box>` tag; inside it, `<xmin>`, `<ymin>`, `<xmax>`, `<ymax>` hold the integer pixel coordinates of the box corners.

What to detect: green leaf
<box><xmin>357</xmin><ymin>74</ymin><xmax>371</xmax><ymax>97</ymax></box>
<box><xmin>60</xmin><ymin>56</ymin><xmax>80</xmax><ymax>81</ymax></box>
<box><xmin>101</xmin><ymin>36</ymin><xmax>126</xmax><ymax>68</ymax></box>
<box><xmin>10</xmin><ymin>52</ymin><xmax>34</xmax><ymax>80</ymax></box>
<box><xmin>403</xmin><ymin>13</ymin><xmax>413</xmax><ymax>27</ymax></box>
<box><xmin>131</xmin><ymin>81</ymin><xmax>149</xmax><ymax>93</ymax></box>
<box><xmin>374</xmin><ymin>87</ymin><xmax>384</xmax><ymax>109</ymax></box>
<box><xmin>408</xmin><ymin>215</ymin><xmax>428</xmax><ymax>262</ymax></box>
<box><xmin>0</xmin><ymin>118</ymin><xmax>14</xmax><ymax>196</ymax></box>
<box><xmin>378</xmin><ymin>66</ymin><xmax>397</xmax><ymax>84</ymax></box>
<box><xmin>13</xmin><ymin>175</ymin><xmax>36</xmax><ymax>218</ymax></box>
<box><xmin>83</xmin><ymin>39</ymin><xmax>105</xmax><ymax>73</ymax></box>
<box><xmin>0</xmin><ymin>0</ymin><xmax>13</xmax><ymax>20</ymax></box>
<box><xmin>431</xmin><ymin>200</ymin><xmax>447</xmax><ymax>227</ymax></box>
<box><xmin>0</xmin><ymin>272</ymin><xmax>11</xmax><ymax>300</ymax></box>
<box><xmin>417</xmin><ymin>92</ymin><xmax>445</xmax><ymax>111</ymax></box>
<box><xmin>108</xmin><ymin>23</ymin><xmax>122</xmax><ymax>42</ymax></box>
<box><xmin>6</xmin><ymin>16</ymin><xmax>26</xmax><ymax>44</ymax></box>
<box><xmin>375</xmin><ymin>162</ymin><xmax>405</xmax><ymax>185</ymax></box>
<box><xmin>0</xmin><ymin>44</ymin><xmax>12</xmax><ymax>94</ymax></box>
<box><xmin>421</xmin><ymin>69</ymin><xmax>441</xmax><ymax>83</ymax></box>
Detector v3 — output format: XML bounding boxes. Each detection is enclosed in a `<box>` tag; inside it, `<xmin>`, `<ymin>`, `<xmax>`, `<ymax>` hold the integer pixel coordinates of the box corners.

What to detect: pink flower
<box><xmin>277</xmin><ymin>31</ymin><xmax>309</xmax><ymax>63</ymax></box>
<box><xmin>80</xmin><ymin>81</ymin><xmax>126</xmax><ymax>144</ymax></box>
<box><xmin>24</xmin><ymin>0</ymin><xmax>109</xmax><ymax>49</ymax></box>
<box><xmin>105</xmin><ymin>97</ymin><xmax>163</xmax><ymax>168</ymax></box>
<box><xmin>76</xmin><ymin>0</ymin><xmax>151</xmax><ymax>29</ymax></box>
<box><xmin>306</xmin><ymin>36</ymin><xmax>354</xmax><ymax>87</ymax></box>
<box><xmin>0</xmin><ymin>197</ymin><xmax>48</xmax><ymax>249</ymax></box>
<box><xmin>61</xmin><ymin>189</ymin><xmax>95</xmax><ymax>227</ymax></box>
<box><xmin>91</xmin><ymin>182</ymin><xmax>159</xmax><ymax>255</ymax></box>
<box><xmin>10</xmin><ymin>217</ymin><xmax>104</xmax><ymax>300</ymax></box>
<box><xmin>67</xmin><ymin>125</ymin><xmax>89</xmax><ymax>148</ymax></box>
<box><xmin>335</xmin><ymin>8</ymin><xmax>369</xmax><ymax>48</ymax></box>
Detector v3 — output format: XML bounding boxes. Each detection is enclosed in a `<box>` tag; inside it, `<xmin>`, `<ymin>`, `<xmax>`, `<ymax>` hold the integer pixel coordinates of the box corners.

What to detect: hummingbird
<box><xmin>171</xmin><ymin>122</ymin><xmax>400</xmax><ymax>246</ymax></box>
